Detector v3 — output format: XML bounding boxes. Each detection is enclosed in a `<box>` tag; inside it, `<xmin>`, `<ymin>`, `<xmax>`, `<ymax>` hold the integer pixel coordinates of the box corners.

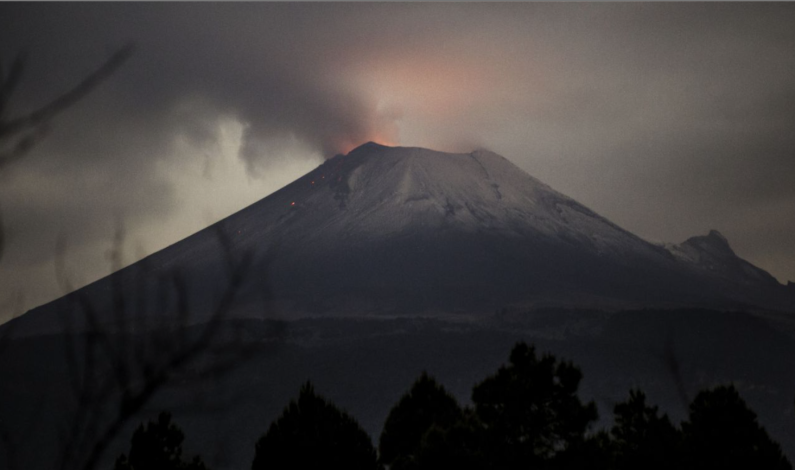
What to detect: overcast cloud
<box><xmin>1</xmin><ymin>3</ymin><xmax>794</xmax><ymax>322</ymax></box>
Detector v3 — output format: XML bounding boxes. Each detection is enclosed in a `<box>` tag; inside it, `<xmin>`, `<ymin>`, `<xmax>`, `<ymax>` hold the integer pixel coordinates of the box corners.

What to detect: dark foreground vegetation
<box><xmin>115</xmin><ymin>341</ymin><xmax>791</xmax><ymax>470</ymax></box>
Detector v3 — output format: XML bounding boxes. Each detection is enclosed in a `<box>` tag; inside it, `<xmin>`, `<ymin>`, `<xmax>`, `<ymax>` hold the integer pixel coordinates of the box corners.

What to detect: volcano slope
<box><xmin>7</xmin><ymin>142</ymin><xmax>795</xmax><ymax>336</ymax></box>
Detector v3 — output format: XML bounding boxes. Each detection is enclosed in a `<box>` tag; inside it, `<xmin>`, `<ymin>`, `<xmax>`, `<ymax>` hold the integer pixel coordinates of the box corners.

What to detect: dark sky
<box><xmin>1</xmin><ymin>3</ymin><xmax>794</xmax><ymax>322</ymax></box>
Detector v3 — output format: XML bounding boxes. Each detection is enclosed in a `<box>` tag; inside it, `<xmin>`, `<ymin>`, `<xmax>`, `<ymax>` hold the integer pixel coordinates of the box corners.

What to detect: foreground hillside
<box><xmin>1</xmin><ymin>309</ymin><xmax>794</xmax><ymax>469</ymax></box>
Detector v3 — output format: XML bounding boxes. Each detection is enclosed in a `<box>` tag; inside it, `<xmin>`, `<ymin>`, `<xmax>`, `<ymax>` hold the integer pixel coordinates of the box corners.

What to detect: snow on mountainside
<box><xmin>5</xmin><ymin>143</ymin><xmax>794</xmax><ymax>336</ymax></box>
<box><xmin>225</xmin><ymin>142</ymin><xmax>669</xmax><ymax>261</ymax></box>
<box><xmin>663</xmin><ymin>230</ymin><xmax>780</xmax><ymax>287</ymax></box>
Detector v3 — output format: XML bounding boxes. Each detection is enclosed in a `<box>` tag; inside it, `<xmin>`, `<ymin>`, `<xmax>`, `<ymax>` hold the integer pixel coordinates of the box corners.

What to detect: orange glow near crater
<box><xmin>333</xmin><ymin>132</ymin><xmax>399</xmax><ymax>155</ymax></box>
<box><xmin>356</xmin><ymin>56</ymin><xmax>495</xmax><ymax>120</ymax></box>
<box><xmin>324</xmin><ymin>38</ymin><xmax>547</xmax><ymax>156</ymax></box>
<box><xmin>332</xmin><ymin>46</ymin><xmax>545</xmax><ymax>154</ymax></box>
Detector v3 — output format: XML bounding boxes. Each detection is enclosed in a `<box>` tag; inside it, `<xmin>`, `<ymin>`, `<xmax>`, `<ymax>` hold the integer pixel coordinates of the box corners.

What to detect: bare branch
<box><xmin>0</xmin><ymin>45</ymin><xmax>280</xmax><ymax>470</ymax></box>
<box><xmin>664</xmin><ymin>328</ymin><xmax>690</xmax><ymax>412</ymax></box>
<box><xmin>0</xmin><ymin>53</ymin><xmax>26</xmax><ymax>119</ymax></box>
<box><xmin>52</xmin><ymin>222</ymin><xmax>272</xmax><ymax>470</ymax></box>
<box><xmin>0</xmin><ymin>211</ymin><xmax>4</xmax><ymax>269</ymax></box>
<box><xmin>0</xmin><ymin>45</ymin><xmax>134</xmax><ymax>170</ymax></box>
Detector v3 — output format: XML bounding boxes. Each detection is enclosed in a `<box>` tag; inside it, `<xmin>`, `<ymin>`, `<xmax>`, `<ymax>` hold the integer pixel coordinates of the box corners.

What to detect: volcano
<box><xmin>8</xmin><ymin>143</ymin><xmax>795</xmax><ymax>335</ymax></box>
<box><xmin>4</xmin><ymin>144</ymin><xmax>795</xmax><ymax>470</ymax></box>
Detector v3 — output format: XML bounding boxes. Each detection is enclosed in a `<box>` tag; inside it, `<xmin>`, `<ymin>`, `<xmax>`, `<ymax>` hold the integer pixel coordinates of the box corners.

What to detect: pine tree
<box><xmin>471</xmin><ymin>342</ymin><xmax>598</xmax><ymax>469</ymax></box>
<box><xmin>252</xmin><ymin>382</ymin><xmax>379</xmax><ymax>470</ymax></box>
<box><xmin>113</xmin><ymin>412</ymin><xmax>208</xmax><ymax>470</ymax></box>
<box><xmin>681</xmin><ymin>385</ymin><xmax>791</xmax><ymax>470</ymax></box>
<box><xmin>611</xmin><ymin>389</ymin><xmax>680</xmax><ymax>470</ymax></box>
<box><xmin>379</xmin><ymin>372</ymin><xmax>466</xmax><ymax>469</ymax></box>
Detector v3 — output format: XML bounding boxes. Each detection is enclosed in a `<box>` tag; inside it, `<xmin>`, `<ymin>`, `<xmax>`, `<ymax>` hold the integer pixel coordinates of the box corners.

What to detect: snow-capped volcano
<box><xmin>224</xmin><ymin>142</ymin><xmax>671</xmax><ymax>265</ymax></box>
<box><xmin>7</xmin><ymin>143</ymin><xmax>794</xmax><ymax>335</ymax></box>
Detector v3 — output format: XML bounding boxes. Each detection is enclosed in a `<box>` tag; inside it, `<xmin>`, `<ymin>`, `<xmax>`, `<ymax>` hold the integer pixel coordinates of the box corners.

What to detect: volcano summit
<box><xmin>8</xmin><ymin>143</ymin><xmax>795</xmax><ymax>334</ymax></box>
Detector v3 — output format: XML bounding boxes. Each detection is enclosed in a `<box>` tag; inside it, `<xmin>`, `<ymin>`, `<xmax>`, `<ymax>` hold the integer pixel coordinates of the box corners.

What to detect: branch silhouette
<box><xmin>0</xmin><ymin>45</ymin><xmax>134</xmax><ymax>171</ymax></box>
<box><xmin>0</xmin><ymin>45</ymin><xmax>133</xmax><ymax>271</ymax></box>
<box><xmin>0</xmin><ymin>45</ymin><xmax>279</xmax><ymax>470</ymax></box>
<box><xmin>54</xmin><ymin>225</ymin><xmax>270</xmax><ymax>470</ymax></box>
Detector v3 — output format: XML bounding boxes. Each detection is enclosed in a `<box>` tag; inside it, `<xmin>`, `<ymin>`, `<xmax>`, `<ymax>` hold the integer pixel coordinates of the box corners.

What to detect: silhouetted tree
<box><xmin>471</xmin><ymin>342</ymin><xmax>598</xmax><ymax>469</ymax></box>
<box><xmin>113</xmin><ymin>412</ymin><xmax>208</xmax><ymax>470</ymax></box>
<box><xmin>374</xmin><ymin>344</ymin><xmax>793</xmax><ymax>470</ymax></box>
<box><xmin>552</xmin><ymin>429</ymin><xmax>614</xmax><ymax>470</ymax></box>
<box><xmin>379</xmin><ymin>372</ymin><xmax>466</xmax><ymax>469</ymax></box>
<box><xmin>610</xmin><ymin>389</ymin><xmax>680</xmax><ymax>470</ymax></box>
<box><xmin>681</xmin><ymin>385</ymin><xmax>791</xmax><ymax>470</ymax></box>
<box><xmin>252</xmin><ymin>382</ymin><xmax>380</xmax><ymax>470</ymax></box>
<box><xmin>413</xmin><ymin>412</ymin><xmax>486</xmax><ymax>470</ymax></box>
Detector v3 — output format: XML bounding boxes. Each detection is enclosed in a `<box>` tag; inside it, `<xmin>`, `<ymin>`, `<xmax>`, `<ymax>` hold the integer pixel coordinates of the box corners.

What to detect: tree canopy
<box><xmin>243</xmin><ymin>342</ymin><xmax>791</xmax><ymax>470</ymax></box>
<box><xmin>374</xmin><ymin>344</ymin><xmax>791</xmax><ymax>470</ymax></box>
<box><xmin>681</xmin><ymin>385</ymin><xmax>790</xmax><ymax>470</ymax></box>
<box><xmin>252</xmin><ymin>382</ymin><xmax>380</xmax><ymax>470</ymax></box>
<box><xmin>610</xmin><ymin>389</ymin><xmax>680</xmax><ymax>470</ymax></box>
<box><xmin>379</xmin><ymin>372</ymin><xmax>467</xmax><ymax>470</ymax></box>
<box><xmin>471</xmin><ymin>342</ymin><xmax>599</xmax><ymax>468</ymax></box>
<box><xmin>113</xmin><ymin>412</ymin><xmax>207</xmax><ymax>470</ymax></box>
